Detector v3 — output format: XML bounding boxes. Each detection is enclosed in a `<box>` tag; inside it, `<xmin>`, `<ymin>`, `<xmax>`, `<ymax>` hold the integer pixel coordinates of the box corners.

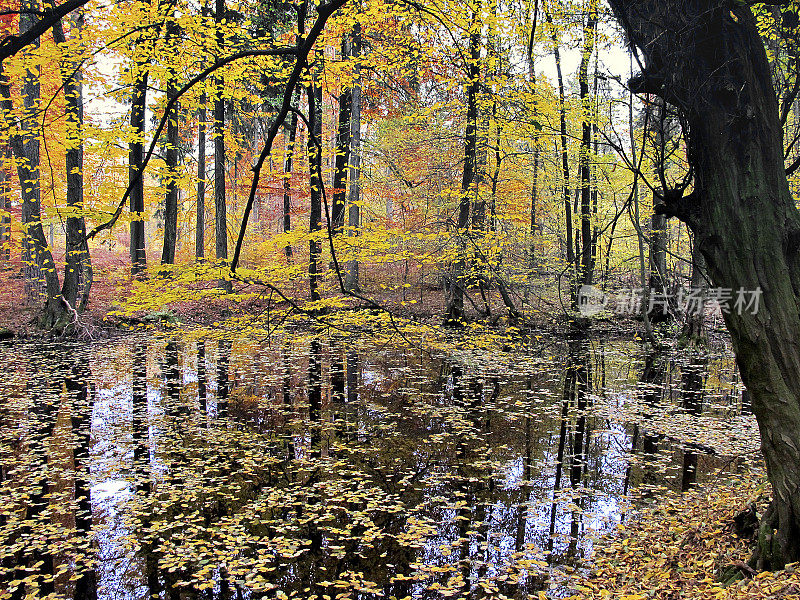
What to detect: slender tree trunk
<box><xmin>610</xmin><ymin>0</ymin><xmax>800</xmax><ymax>567</ymax></box>
<box><xmin>332</xmin><ymin>36</ymin><xmax>351</xmax><ymax>233</ymax></box>
<box><xmin>0</xmin><ymin>146</ymin><xmax>9</xmax><ymax>262</ymax></box>
<box><xmin>54</xmin><ymin>14</ymin><xmax>92</xmax><ymax>314</ymax></box>
<box><xmin>214</xmin><ymin>0</ymin><xmax>231</xmax><ymax>290</ymax></box>
<box><xmin>161</xmin><ymin>16</ymin><xmax>180</xmax><ymax>268</ymax></box>
<box><xmin>547</xmin><ymin>10</ymin><xmax>575</xmax><ymax>306</ymax></box>
<box><xmin>445</xmin><ymin>7</ymin><xmax>480</xmax><ymax>324</ymax></box>
<box><xmin>579</xmin><ymin>2</ymin><xmax>597</xmax><ymax>286</ymax></box>
<box><xmin>129</xmin><ymin>63</ymin><xmax>149</xmax><ymax>277</ymax></box>
<box><xmin>282</xmin><ymin>92</ymin><xmax>299</xmax><ymax>260</ymax></box>
<box><xmin>307</xmin><ymin>54</ymin><xmax>323</xmax><ymax>303</ymax></box>
<box><xmin>344</xmin><ymin>24</ymin><xmax>362</xmax><ymax>293</ymax></box>
<box><xmin>680</xmin><ymin>235</ymin><xmax>707</xmax><ymax>346</ymax></box>
<box><xmin>529</xmin><ymin>148</ymin><xmax>538</xmax><ymax>270</ymax></box>
<box><xmin>648</xmin><ymin>190</ymin><xmax>669</xmax><ymax>321</ymax></box>
<box><xmin>196</xmin><ymin>93</ymin><xmax>206</xmax><ymax>260</ymax></box>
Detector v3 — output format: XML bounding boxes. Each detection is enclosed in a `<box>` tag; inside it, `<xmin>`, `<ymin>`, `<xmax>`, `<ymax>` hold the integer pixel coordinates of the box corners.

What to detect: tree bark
<box><xmin>547</xmin><ymin>9</ymin><xmax>575</xmax><ymax>306</ymax></box>
<box><xmin>609</xmin><ymin>0</ymin><xmax>800</xmax><ymax>568</ymax></box>
<box><xmin>332</xmin><ymin>36</ymin><xmax>351</xmax><ymax>234</ymax></box>
<box><xmin>0</xmin><ymin>146</ymin><xmax>9</xmax><ymax>262</ymax></box>
<box><xmin>282</xmin><ymin>92</ymin><xmax>299</xmax><ymax>260</ymax></box>
<box><xmin>129</xmin><ymin>62</ymin><xmax>148</xmax><ymax>277</ymax></box>
<box><xmin>160</xmin><ymin>14</ymin><xmax>180</xmax><ymax>268</ymax></box>
<box><xmin>579</xmin><ymin>1</ymin><xmax>597</xmax><ymax>286</ymax></box>
<box><xmin>445</xmin><ymin>7</ymin><xmax>480</xmax><ymax>325</ymax></box>
<box><xmin>54</xmin><ymin>14</ymin><xmax>92</xmax><ymax>314</ymax></box>
<box><xmin>307</xmin><ymin>57</ymin><xmax>323</xmax><ymax>304</ymax></box>
<box><xmin>214</xmin><ymin>0</ymin><xmax>231</xmax><ymax>291</ymax></box>
<box><xmin>2</xmin><ymin>1</ymin><xmax>63</xmax><ymax>326</ymax></box>
<box><xmin>344</xmin><ymin>24</ymin><xmax>362</xmax><ymax>293</ymax></box>
<box><xmin>196</xmin><ymin>93</ymin><xmax>206</xmax><ymax>260</ymax></box>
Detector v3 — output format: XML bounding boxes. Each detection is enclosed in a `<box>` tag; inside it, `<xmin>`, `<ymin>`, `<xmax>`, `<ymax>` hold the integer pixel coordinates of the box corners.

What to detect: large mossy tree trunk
<box><xmin>609</xmin><ymin>0</ymin><xmax>800</xmax><ymax>568</ymax></box>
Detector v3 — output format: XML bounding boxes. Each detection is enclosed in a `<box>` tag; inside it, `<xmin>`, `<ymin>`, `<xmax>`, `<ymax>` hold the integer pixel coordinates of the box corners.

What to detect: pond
<box><xmin>0</xmin><ymin>329</ymin><xmax>758</xmax><ymax>599</ymax></box>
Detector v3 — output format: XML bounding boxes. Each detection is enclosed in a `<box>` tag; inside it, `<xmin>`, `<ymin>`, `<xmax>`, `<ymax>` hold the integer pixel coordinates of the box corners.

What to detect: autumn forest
<box><xmin>1</xmin><ymin>0</ymin><xmax>800</xmax><ymax>598</ymax></box>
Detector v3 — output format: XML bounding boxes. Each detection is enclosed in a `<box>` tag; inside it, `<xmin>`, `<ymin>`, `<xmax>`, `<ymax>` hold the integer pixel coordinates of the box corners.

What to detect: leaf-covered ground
<box><xmin>568</xmin><ymin>468</ymin><xmax>800</xmax><ymax>600</ymax></box>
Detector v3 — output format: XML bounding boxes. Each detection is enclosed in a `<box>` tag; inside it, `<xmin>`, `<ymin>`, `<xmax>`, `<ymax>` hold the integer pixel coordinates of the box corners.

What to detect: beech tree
<box><xmin>609</xmin><ymin>0</ymin><xmax>800</xmax><ymax>568</ymax></box>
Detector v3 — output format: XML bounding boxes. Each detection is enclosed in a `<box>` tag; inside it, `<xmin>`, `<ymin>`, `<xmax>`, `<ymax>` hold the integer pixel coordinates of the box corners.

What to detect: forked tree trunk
<box><xmin>609</xmin><ymin>0</ymin><xmax>800</xmax><ymax>568</ymax></box>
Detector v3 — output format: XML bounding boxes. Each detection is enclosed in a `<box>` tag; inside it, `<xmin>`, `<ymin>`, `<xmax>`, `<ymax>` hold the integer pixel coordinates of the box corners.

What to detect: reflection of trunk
<box><xmin>514</xmin><ymin>375</ymin><xmax>534</xmax><ymax>553</ymax></box>
<box><xmin>132</xmin><ymin>341</ymin><xmax>149</xmax><ymax>493</ymax></box>
<box><xmin>281</xmin><ymin>341</ymin><xmax>295</xmax><ymax>461</ymax></box>
<box><xmin>21</xmin><ymin>351</ymin><xmax>60</xmax><ymax>596</ymax></box>
<box><xmin>548</xmin><ymin>335</ymin><xmax>576</xmax><ymax>562</ymax></box>
<box><xmin>680</xmin><ymin>354</ymin><xmax>706</xmax><ymax>491</ymax></box>
<box><xmin>216</xmin><ymin>340</ymin><xmax>231</xmax><ymax>418</ymax></box>
<box><xmin>54</xmin><ymin>14</ymin><xmax>92</xmax><ymax>313</ymax></box>
<box><xmin>307</xmin><ymin>58</ymin><xmax>323</xmax><ymax>303</ymax></box>
<box><xmin>344</xmin><ymin>25</ymin><xmax>362</xmax><ymax>293</ymax></box>
<box><xmin>306</xmin><ymin>340</ymin><xmax>323</xmax><ymax>584</ymax></box>
<box><xmin>197</xmin><ymin>340</ymin><xmax>207</xmax><ymax>417</ymax></box>
<box><xmin>65</xmin><ymin>359</ymin><xmax>98</xmax><ymax>600</ymax></box>
<box><xmin>570</xmin><ymin>342</ymin><xmax>591</xmax><ymax>489</ymax></box>
<box><xmin>163</xmin><ymin>340</ymin><xmax>181</xmax><ymax>415</ymax></box>
<box><xmin>308</xmin><ymin>340</ymin><xmax>322</xmax><ymax>459</ymax></box>
<box><xmin>639</xmin><ymin>351</ymin><xmax>666</xmax><ymax>489</ymax></box>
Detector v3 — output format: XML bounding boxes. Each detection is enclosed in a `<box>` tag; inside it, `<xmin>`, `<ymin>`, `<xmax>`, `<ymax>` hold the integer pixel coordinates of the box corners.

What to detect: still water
<box><xmin>0</xmin><ymin>330</ymin><xmax>757</xmax><ymax>599</ymax></box>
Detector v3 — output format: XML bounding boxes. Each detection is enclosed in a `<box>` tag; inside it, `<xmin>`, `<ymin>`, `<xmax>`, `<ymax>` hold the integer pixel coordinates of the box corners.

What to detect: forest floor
<box><xmin>0</xmin><ymin>250</ymin><xmax>629</xmax><ymax>338</ymax></box>
<box><xmin>568</xmin><ymin>467</ymin><xmax>800</xmax><ymax>600</ymax></box>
